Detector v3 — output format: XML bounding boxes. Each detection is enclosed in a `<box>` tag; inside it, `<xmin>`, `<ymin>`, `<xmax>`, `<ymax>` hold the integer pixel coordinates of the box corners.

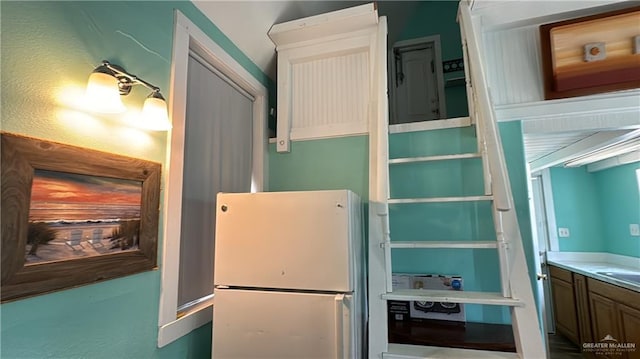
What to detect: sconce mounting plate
<box><xmin>117</xmin><ymin>77</ymin><xmax>133</xmax><ymax>96</ymax></box>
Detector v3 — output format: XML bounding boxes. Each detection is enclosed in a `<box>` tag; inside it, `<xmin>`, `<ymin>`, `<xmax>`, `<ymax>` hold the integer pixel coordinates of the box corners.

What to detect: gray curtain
<box><xmin>178</xmin><ymin>54</ymin><xmax>253</xmax><ymax>310</ymax></box>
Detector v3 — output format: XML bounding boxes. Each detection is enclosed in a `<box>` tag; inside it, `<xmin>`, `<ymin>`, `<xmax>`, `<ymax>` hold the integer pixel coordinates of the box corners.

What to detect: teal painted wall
<box><xmin>268</xmin><ymin>136</ymin><xmax>369</xmax><ymax>200</ymax></box>
<box><xmin>397</xmin><ymin>1</ymin><xmax>468</xmax><ymax>119</ymax></box>
<box><xmin>551</xmin><ymin>162</ymin><xmax>640</xmax><ymax>257</ymax></box>
<box><xmin>1</xmin><ymin>273</ymin><xmax>212</xmax><ymax>359</ymax></box>
<box><xmin>497</xmin><ymin>122</ymin><xmax>540</xmax><ymax>302</ymax></box>
<box><xmin>267</xmin><ymin>123</ymin><xmax>537</xmax><ymax>325</ymax></box>
<box><xmin>385</xmin><ymin>122</ymin><xmax>538</xmax><ymax>324</ymax></box>
<box><xmin>550</xmin><ymin>167</ymin><xmax>607</xmax><ymax>253</ymax></box>
<box><xmin>595</xmin><ymin>162</ymin><xmax>640</xmax><ymax>257</ymax></box>
<box><xmin>1</xmin><ymin>1</ymin><xmax>272</xmax><ymax>358</ymax></box>
<box><xmin>388</xmin><ymin>126</ymin><xmax>505</xmax><ymax>323</ymax></box>
<box><xmin>267</xmin><ymin>135</ymin><xmax>370</xmax><ymax>272</ymax></box>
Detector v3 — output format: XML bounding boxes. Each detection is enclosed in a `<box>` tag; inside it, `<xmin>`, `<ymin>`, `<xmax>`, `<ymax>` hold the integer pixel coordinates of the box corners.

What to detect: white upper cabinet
<box><xmin>268</xmin><ymin>3</ymin><xmax>385</xmax><ymax>152</ymax></box>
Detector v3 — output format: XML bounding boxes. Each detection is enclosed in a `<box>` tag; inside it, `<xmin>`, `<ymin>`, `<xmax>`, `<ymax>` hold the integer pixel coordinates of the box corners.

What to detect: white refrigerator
<box><xmin>212</xmin><ymin>190</ymin><xmax>364</xmax><ymax>359</ymax></box>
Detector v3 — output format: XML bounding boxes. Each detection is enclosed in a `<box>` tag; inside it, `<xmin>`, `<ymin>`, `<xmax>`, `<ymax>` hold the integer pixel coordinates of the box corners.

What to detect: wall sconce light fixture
<box><xmin>86</xmin><ymin>60</ymin><xmax>171</xmax><ymax>131</ymax></box>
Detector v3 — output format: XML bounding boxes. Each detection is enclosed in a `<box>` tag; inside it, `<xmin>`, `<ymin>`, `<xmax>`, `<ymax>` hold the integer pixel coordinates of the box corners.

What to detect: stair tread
<box><xmin>389</xmin><ymin>241</ymin><xmax>498</xmax><ymax>249</ymax></box>
<box><xmin>382</xmin><ymin>289</ymin><xmax>523</xmax><ymax>306</ymax></box>
<box><xmin>389</xmin><ymin>153</ymin><xmax>481</xmax><ymax>164</ymax></box>
<box><xmin>389</xmin><ymin>117</ymin><xmax>473</xmax><ymax>134</ymax></box>
<box><xmin>388</xmin><ymin>195</ymin><xmax>493</xmax><ymax>204</ymax></box>
<box><xmin>384</xmin><ymin>344</ymin><xmax>520</xmax><ymax>359</ymax></box>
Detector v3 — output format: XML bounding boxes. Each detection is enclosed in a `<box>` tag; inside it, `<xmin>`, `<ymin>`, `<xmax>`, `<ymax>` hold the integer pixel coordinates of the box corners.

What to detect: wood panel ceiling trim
<box><xmin>529</xmin><ymin>130</ymin><xmax>636</xmax><ymax>172</ymax></box>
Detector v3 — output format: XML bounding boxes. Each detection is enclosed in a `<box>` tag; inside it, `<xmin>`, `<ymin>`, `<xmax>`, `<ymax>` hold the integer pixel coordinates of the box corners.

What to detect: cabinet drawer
<box><xmin>588</xmin><ymin>277</ymin><xmax>640</xmax><ymax>311</ymax></box>
<box><xmin>549</xmin><ymin>265</ymin><xmax>573</xmax><ymax>283</ymax></box>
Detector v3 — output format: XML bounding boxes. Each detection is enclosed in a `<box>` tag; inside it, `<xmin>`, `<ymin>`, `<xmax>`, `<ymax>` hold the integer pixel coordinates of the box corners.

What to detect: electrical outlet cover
<box><xmin>584</xmin><ymin>42</ymin><xmax>606</xmax><ymax>62</ymax></box>
<box><xmin>630</xmin><ymin>224</ymin><xmax>640</xmax><ymax>237</ymax></box>
<box><xmin>559</xmin><ymin>227</ymin><xmax>570</xmax><ymax>238</ymax></box>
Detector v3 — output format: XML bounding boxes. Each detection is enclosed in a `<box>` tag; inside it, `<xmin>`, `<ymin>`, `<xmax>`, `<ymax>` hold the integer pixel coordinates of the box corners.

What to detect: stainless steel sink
<box><xmin>596</xmin><ymin>272</ymin><xmax>640</xmax><ymax>285</ymax></box>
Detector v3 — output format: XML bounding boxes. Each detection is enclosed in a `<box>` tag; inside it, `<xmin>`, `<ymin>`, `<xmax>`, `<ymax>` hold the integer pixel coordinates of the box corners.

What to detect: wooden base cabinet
<box><xmin>588</xmin><ymin>278</ymin><xmax>640</xmax><ymax>359</ymax></box>
<box><xmin>618</xmin><ymin>304</ymin><xmax>640</xmax><ymax>359</ymax></box>
<box><xmin>549</xmin><ymin>266</ymin><xmax>580</xmax><ymax>345</ymax></box>
<box><xmin>549</xmin><ymin>266</ymin><xmax>640</xmax><ymax>359</ymax></box>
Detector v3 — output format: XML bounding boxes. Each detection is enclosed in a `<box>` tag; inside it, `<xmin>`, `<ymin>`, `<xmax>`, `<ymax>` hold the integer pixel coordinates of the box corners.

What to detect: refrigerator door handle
<box><xmin>334</xmin><ymin>294</ymin><xmax>345</xmax><ymax>359</ymax></box>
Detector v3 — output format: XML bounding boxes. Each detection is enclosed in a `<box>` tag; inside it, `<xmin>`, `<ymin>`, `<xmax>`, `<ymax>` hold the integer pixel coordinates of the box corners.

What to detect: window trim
<box><xmin>157</xmin><ymin>10</ymin><xmax>268</xmax><ymax>348</ymax></box>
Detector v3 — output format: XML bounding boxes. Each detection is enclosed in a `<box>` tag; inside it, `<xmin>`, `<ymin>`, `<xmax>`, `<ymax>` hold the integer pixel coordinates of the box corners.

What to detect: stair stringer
<box><xmin>499</xmin><ymin>206</ymin><xmax>546</xmax><ymax>358</ymax></box>
<box><xmin>368</xmin><ymin>1</ymin><xmax>547</xmax><ymax>358</ymax></box>
<box><xmin>368</xmin><ymin>15</ymin><xmax>391</xmax><ymax>359</ymax></box>
<box><xmin>460</xmin><ymin>1</ymin><xmax>546</xmax><ymax>357</ymax></box>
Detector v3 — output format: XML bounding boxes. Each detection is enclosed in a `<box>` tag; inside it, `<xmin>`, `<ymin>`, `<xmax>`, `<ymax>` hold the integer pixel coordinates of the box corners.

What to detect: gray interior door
<box><xmin>393</xmin><ymin>44</ymin><xmax>440</xmax><ymax>124</ymax></box>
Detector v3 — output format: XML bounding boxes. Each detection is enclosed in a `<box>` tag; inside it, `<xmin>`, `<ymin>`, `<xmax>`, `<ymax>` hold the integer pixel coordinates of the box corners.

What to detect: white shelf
<box><xmin>389</xmin><ymin>117</ymin><xmax>472</xmax><ymax>134</ymax></box>
<box><xmin>268</xmin><ymin>3</ymin><xmax>378</xmax><ymax>49</ymax></box>
<box><xmin>473</xmin><ymin>0</ymin><xmax>632</xmax><ymax>31</ymax></box>
<box><xmin>388</xmin><ymin>241</ymin><xmax>498</xmax><ymax>249</ymax></box>
<box><xmin>389</xmin><ymin>153</ymin><xmax>481</xmax><ymax>164</ymax></box>
<box><xmin>382</xmin><ymin>289</ymin><xmax>522</xmax><ymax>307</ymax></box>
<box><xmin>495</xmin><ymin>89</ymin><xmax>640</xmax><ymax>133</ymax></box>
<box><xmin>388</xmin><ymin>195</ymin><xmax>493</xmax><ymax>204</ymax></box>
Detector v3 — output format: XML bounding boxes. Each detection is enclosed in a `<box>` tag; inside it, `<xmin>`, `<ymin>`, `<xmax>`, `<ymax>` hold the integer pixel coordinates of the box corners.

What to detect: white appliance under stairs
<box><xmin>367</xmin><ymin>1</ymin><xmax>546</xmax><ymax>358</ymax></box>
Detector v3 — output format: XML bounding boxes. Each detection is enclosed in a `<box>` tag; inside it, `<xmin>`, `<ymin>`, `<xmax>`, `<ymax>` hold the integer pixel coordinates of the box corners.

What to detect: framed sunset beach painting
<box><xmin>27</xmin><ymin>170</ymin><xmax>143</xmax><ymax>263</ymax></box>
<box><xmin>1</xmin><ymin>132</ymin><xmax>160</xmax><ymax>302</ymax></box>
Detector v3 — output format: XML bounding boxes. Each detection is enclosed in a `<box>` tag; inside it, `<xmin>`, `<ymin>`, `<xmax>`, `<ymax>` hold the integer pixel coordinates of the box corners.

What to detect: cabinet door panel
<box><xmin>574</xmin><ymin>274</ymin><xmax>593</xmax><ymax>345</ymax></box>
<box><xmin>589</xmin><ymin>292</ymin><xmax>620</xmax><ymax>343</ymax></box>
<box><xmin>617</xmin><ymin>303</ymin><xmax>640</xmax><ymax>359</ymax></box>
<box><xmin>551</xmin><ymin>277</ymin><xmax>579</xmax><ymax>344</ymax></box>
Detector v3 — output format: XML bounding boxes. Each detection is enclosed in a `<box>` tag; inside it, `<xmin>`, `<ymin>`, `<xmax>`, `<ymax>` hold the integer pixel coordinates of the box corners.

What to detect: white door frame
<box><xmin>157</xmin><ymin>10</ymin><xmax>268</xmax><ymax>347</ymax></box>
<box><xmin>527</xmin><ymin>165</ymin><xmax>550</xmax><ymax>357</ymax></box>
<box><xmin>389</xmin><ymin>35</ymin><xmax>447</xmax><ymax>124</ymax></box>
<box><xmin>531</xmin><ymin>167</ymin><xmax>559</xmax><ymax>337</ymax></box>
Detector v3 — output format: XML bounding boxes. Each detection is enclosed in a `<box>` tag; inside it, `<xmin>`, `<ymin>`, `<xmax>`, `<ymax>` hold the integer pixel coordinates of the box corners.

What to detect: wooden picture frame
<box><xmin>1</xmin><ymin>132</ymin><xmax>161</xmax><ymax>302</ymax></box>
<box><xmin>540</xmin><ymin>6</ymin><xmax>640</xmax><ymax>100</ymax></box>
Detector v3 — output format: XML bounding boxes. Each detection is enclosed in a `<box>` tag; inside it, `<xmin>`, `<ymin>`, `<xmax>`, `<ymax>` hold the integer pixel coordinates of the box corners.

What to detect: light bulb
<box><xmin>140</xmin><ymin>92</ymin><xmax>171</xmax><ymax>131</ymax></box>
<box><xmin>85</xmin><ymin>71</ymin><xmax>126</xmax><ymax>113</ymax></box>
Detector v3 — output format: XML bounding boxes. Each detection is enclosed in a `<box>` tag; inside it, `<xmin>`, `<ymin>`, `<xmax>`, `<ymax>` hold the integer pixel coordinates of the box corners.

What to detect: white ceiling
<box><xmin>524</xmin><ymin>132</ymin><xmax>598</xmax><ymax>163</ymax></box>
<box><xmin>193</xmin><ymin>1</ymin><xmax>640</xmax><ymax>169</ymax></box>
<box><xmin>524</xmin><ymin>129</ymin><xmax>638</xmax><ymax>163</ymax></box>
<box><xmin>193</xmin><ymin>1</ymin><xmax>420</xmax><ymax>79</ymax></box>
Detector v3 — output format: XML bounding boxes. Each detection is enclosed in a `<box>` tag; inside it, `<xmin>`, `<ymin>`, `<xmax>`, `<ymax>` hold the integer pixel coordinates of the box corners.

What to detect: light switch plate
<box><xmin>559</xmin><ymin>227</ymin><xmax>570</xmax><ymax>238</ymax></box>
<box><xmin>630</xmin><ymin>224</ymin><xmax>640</xmax><ymax>237</ymax></box>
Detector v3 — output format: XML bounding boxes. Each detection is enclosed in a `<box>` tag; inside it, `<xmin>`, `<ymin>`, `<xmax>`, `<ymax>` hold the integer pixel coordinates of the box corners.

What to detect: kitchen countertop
<box><xmin>546</xmin><ymin>252</ymin><xmax>640</xmax><ymax>293</ymax></box>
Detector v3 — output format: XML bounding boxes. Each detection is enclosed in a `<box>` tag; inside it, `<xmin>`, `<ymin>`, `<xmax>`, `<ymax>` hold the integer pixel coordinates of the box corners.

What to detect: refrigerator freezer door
<box><xmin>214</xmin><ymin>190</ymin><xmax>360</xmax><ymax>292</ymax></box>
<box><xmin>213</xmin><ymin>289</ymin><xmax>355</xmax><ymax>359</ymax></box>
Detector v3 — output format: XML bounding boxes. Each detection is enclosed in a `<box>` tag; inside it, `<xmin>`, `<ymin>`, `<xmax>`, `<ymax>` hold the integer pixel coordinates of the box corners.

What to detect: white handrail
<box><xmin>367</xmin><ymin>16</ymin><xmax>390</xmax><ymax>358</ymax></box>
<box><xmin>458</xmin><ymin>0</ymin><xmax>519</xmax><ymax>297</ymax></box>
<box><xmin>459</xmin><ymin>3</ymin><xmax>513</xmax><ymax>212</ymax></box>
<box><xmin>454</xmin><ymin>4</ymin><xmax>547</xmax><ymax>357</ymax></box>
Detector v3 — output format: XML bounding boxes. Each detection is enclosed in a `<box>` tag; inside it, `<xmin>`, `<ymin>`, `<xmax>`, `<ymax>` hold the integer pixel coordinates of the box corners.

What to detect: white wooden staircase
<box><xmin>367</xmin><ymin>1</ymin><xmax>546</xmax><ymax>358</ymax></box>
